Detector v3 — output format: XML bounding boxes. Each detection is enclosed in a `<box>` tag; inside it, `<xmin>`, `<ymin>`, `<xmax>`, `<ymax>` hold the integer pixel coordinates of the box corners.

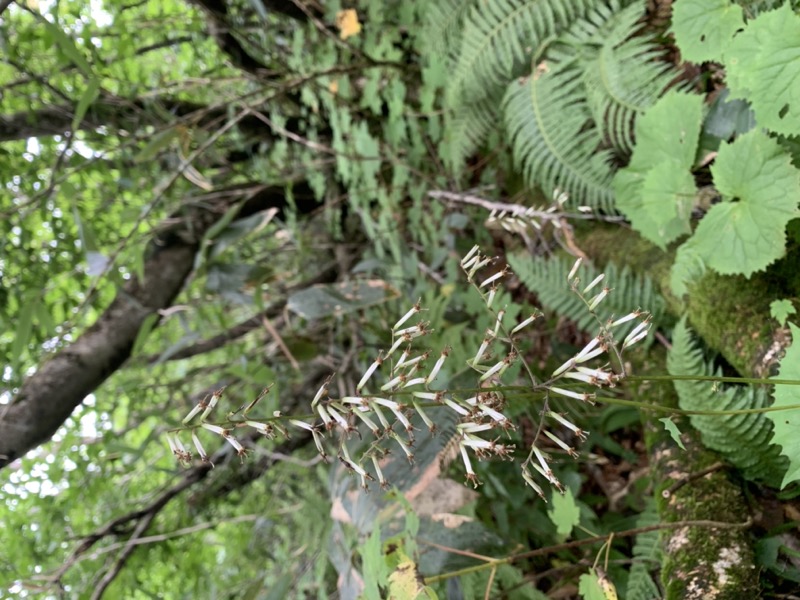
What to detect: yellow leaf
<box><xmin>328</xmin><ymin>80</ymin><xmax>339</xmax><ymax>95</ymax></box>
<box><xmin>336</xmin><ymin>9</ymin><xmax>362</xmax><ymax>40</ymax></box>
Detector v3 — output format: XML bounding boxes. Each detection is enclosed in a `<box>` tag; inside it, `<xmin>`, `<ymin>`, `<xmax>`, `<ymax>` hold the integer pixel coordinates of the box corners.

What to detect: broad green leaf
<box><xmin>770</xmin><ymin>299</ymin><xmax>797</xmax><ymax>327</ymax></box>
<box><xmin>659</xmin><ymin>418</ymin><xmax>687</xmax><ymax>450</ymax></box>
<box><xmin>629</xmin><ymin>91</ymin><xmax>704</xmax><ymax>170</ymax></box>
<box><xmin>135</xmin><ymin>126</ymin><xmax>182</xmax><ymax>163</ymax></box>
<box><xmin>361</xmin><ymin>526</ymin><xmax>387</xmax><ymax>600</ymax></box>
<box><xmin>548</xmin><ymin>487</ymin><xmax>580</xmax><ymax>537</ymax></box>
<box><xmin>724</xmin><ymin>4</ymin><xmax>800</xmax><ymax>137</ymax></box>
<box><xmin>638</xmin><ymin>160</ymin><xmax>695</xmax><ymax>248</ymax></box>
<box><xmin>579</xmin><ymin>569</ymin><xmax>607</xmax><ymax>600</ymax></box>
<box><xmin>287</xmin><ymin>280</ymin><xmax>400</xmax><ymax>320</ymax></box>
<box><xmin>72</xmin><ymin>78</ymin><xmax>101</xmax><ymax>130</ymax></box>
<box><xmin>769</xmin><ymin>323</ymin><xmax>800</xmax><ymax>488</ymax></box>
<box><xmin>614</xmin><ymin>91</ymin><xmax>703</xmax><ymax>247</ymax></box>
<box><xmin>41</xmin><ymin>19</ymin><xmax>94</xmax><ymax>78</ymax></box>
<box><xmin>691</xmin><ymin>130</ymin><xmax>800</xmax><ymax>276</ymax></box>
<box><xmin>671</xmin><ymin>0</ymin><xmax>743</xmax><ymax>64</ymax></box>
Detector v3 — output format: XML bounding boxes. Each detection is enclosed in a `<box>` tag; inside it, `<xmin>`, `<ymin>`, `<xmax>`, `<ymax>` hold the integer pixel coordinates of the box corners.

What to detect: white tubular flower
<box><xmin>480</xmin><ymin>269</ymin><xmax>506</xmax><ymax>289</ymax></box>
<box><xmin>511</xmin><ymin>313</ymin><xmax>539</xmax><ymax>334</ymax></box>
<box><xmin>385</xmin><ymin>336</ymin><xmax>406</xmax><ymax>358</ymax></box>
<box><xmin>582</xmin><ymin>273</ymin><xmax>605</xmax><ymax>294</ymax></box>
<box><xmin>486</xmin><ymin>286</ymin><xmax>497</xmax><ymax>309</ymax></box>
<box><xmin>371</xmin><ymin>455</ymin><xmax>388</xmax><ymax>488</ymax></box>
<box><xmin>547</xmin><ymin>411</ymin><xmax>588</xmax><ymax>440</ymax></box>
<box><xmin>357</xmin><ymin>353</ymin><xmax>383</xmax><ymax>392</ymax></box>
<box><xmin>371</xmin><ymin>396</ymin><xmax>400</xmax><ymax>411</ymax></box>
<box><xmin>413</xmin><ymin>401</ymin><xmax>436</xmax><ymax>433</ymax></box>
<box><xmin>191</xmin><ymin>430</ymin><xmax>211</xmax><ymax>464</ymax></box>
<box><xmin>312</xmin><ymin>378</ymin><xmax>331</xmax><ymax>407</ymax></box>
<box><xmin>522</xmin><ymin>467</ymin><xmax>546</xmax><ymax>500</ymax></box>
<box><xmin>609</xmin><ymin>310</ymin><xmax>642</xmax><ymax>328</ymax></box>
<box><xmin>397</xmin><ymin>351</ymin><xmax>428</xmax><ymax>371</ymax></box>
<box><xmin>222</xmin><ymin>433</ymin><xmax>245</xmax><ymax>455</ymax></box>
<box><xmin>341</xmin><ymin>396</ymin><xmax>368</xmax><ymax>408</ymax></box>
<box><xmin>623</xmin><ymin>318</ymin><xmax>651</xmax><ymax>346</ymax></box>
<box><xmin>459</xmin><ymin>444</ymin><xmax>480</xmax><ymax>487</ymax></box>
<box><xmin>567</xmin><ymin>257</ymin><xmax>583</xmax><ymax>281</ymax></box>
<box><xmin>199</xmin><ymin>388</ymin><xmax>224</xmax><ymax>421</ymax></box>
<box><xmin>492</xmin><ymin>309</ymin><xmax>505</xmax><ymax>337</ymax></box>
<box><xmin>393</xmin><ymin>300</ymin><xmax>421</xmax><ymax>331</ymax></box>
<box><xmin>461</xmin><ymin>435</ymin><xmax>493</xmax><ymax>451</ymax></box>
<box><xmin>443</xmin><ymin>397</ymin><xmax>471</xmax><ymax>416</ymax></box>
<box><xmin>389</xmin><ymin>432</ymin><xmax>414</xmax><ymax>462</ymax></box>
<box><xmin>550</xmin><ymin>387</ymin><xmax>595</xmax><ymax>403</ymax></box>
<box><xmin>575</xmin><ymin>336</ymin><xmax>602</xmax><ymax>361</ymax></box>
<box><xmin>352</xmin><ymin>409</ymin><xmax>380</xmax><ymax>437</ymax></box>
<box><xmin>380</xmin><ymin>373</ymin><xmax>406</xmax><ymax>392</ymax></box>
<box><xmin>166</xmin><ymin>432</ymin><xmax>186</xmax><ymax>457</ymax></box>
<box><xmin>461</xmin><ymin>244</ymin><xmax>480</xmax><ymax>268</ymax></box>
<box><xmin>390</xmin><ymin>406</ymin><xmax>412</xmax><ymax>432</ymax></box>
<box><xmin>426</xmin><ymin>347</ymin><xmax>449</xmax><ymax>384</ymax></box>
<box><xmin>393</xmin><ymin>346</ymin><xmax>411</xmax><ymax>372</ymax></box>
<box><xmin>562</xmin><ymin>371</ymin><xmax>595</xmax><ymax>385</ymax></box>
<box><xmin>552</xmin><ymin>357</ymin><xmax>576</xmax><ymax>378</ymax></box>
<box><xmin>575</xmin><ymin>346</ymin><xmax>605</xmax><ymax>364</ymax></box>
<box><xmin>371</xmin><ymin>403</ymin><xmax>392</xmax><ymax>431</ymax></box>
<box><xmin>245</xmin><ymin>420</ymin><xmax>272</xmax><ymax>436</ymax></box>
<box><xmin>457</xmin><ymin>422</ymin><xmax>495</xmax><ymax>433</ymax></box>
<box><xmin>412</xmin><ymin>391</ymin><xmax>441</xmax><ymax>401</ymax></box>
<box><xmin>473</xmin><ymin>333</ymin><xmax>493</xmax><ymax>366</ymax></box>
<box><xmin>402</xmin><ymin>377</ymin><xmax>427</xmax><ymax>388</ymax></box>
<box><xmin>478</xmin><ymin>404</ymin><xmax>510</xmax><ymax>428</ymax></box>
<box><xmin>576</xmin><ymin>366</ymin><xmax>614</xmax><ymax>384</ymax></box>
<box><xmin>311</xmin><ymin>430</ymin><xmax>327</xmax><ymax>459</ymax></box>
<box><xmin>544</xmin><ymin>430</ymin><xmax>579</xmax><ymax>458</ymax></box>
<box><xmin>479</xmin><ymin>357</ymin><xmax>506</xmax><ymax>382</ymax></box>
<box><xmin>531</xmin><ymin>446</ymin><xmax>557</xmax><ymax>484</ymax></box>
<box><xmin>588</xmin><ymin>287</ymin><xmax>611</xmax><ymax>310</ymax></box>
<box><xmin>200</xmin><ymin>423</ymin><xmax>226</xmax><ymax>436</ymax></box>
<box><xmin>327</xmin><ymin>406</ymin><xmax>350</xmax><ymax>430</ymax></box>
<box><xmin>289</xmin><ymin>419</ymin><xmax>315</xmax><ymax>432</ymax></box>
<box><xmin>316</xmin><ymin>403</ymin><xmax>333</xmax><ymax>429</ymax></box>
<box><xmin>182</xmin><ymin>401</ymin><xmax>205</xmax><ymax>425</ymax></box>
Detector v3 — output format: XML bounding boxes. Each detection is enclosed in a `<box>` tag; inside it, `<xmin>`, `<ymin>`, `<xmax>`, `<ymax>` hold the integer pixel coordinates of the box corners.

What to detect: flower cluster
<box><xmin>166</xmin><ymin>246</ymin><xmax>651</xmax><ymax>500</ymax></box>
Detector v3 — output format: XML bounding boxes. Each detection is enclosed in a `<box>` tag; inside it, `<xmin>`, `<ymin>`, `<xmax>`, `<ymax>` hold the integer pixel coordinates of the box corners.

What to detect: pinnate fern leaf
<box><xmin>507</xmin><ymin>253</ymin><xmax>666</xmax><ymax>337</ymax></box>
<box><xmin>503</xmin><ymin>0</ymin><xmax>677</xmax><ymax>210</ymax></box>
<box><xmin>449</xmin><ymin>0</ymin><xmax>598</xmax><ymax>104</ymax></box>
<box><xmin>667</xmin><ymin>318</ymin><xmax>787</xmax><ymax>487</ymax></box>
<box><xmin>626</xmin><ymin>500</ymin><xmax>662</xmax><ymax>600</ymax></box>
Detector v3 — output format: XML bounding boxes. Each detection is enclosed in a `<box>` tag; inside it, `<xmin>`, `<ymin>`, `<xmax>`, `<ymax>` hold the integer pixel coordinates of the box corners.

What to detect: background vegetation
<box><xmin>2</xmin><ymin>0</ymin><xmax>800</xmax><ymax>598</ymax></box>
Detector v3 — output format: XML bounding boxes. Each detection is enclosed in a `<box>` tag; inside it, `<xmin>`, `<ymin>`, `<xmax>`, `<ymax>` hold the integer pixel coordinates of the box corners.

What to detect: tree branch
<box><xmin>0</xmin><ymin>182</ymin><xmax>320</xmax><ymax>469</ymax></box>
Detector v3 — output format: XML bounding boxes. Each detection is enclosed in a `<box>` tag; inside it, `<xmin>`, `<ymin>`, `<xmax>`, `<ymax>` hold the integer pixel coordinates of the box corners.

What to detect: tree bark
<box><xmin>0</xmin><ymin>183</ymin><xmax>319</xmax><ymax>469</ymax></box>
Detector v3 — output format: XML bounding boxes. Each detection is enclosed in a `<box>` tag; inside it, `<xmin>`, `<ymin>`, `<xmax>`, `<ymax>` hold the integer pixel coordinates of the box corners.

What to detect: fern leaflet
<box><xmin>626</xmin><ymin>499</ymin><xmax>662</xmax><ymax>600</ymax></box>
<box><xmin>667</xmin><ymin>318</ymin><xmax>787</xmax><ymax>487</ymax></box>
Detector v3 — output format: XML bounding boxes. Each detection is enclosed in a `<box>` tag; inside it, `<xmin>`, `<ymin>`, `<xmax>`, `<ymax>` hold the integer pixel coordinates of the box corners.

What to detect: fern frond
<box><xmin>667</xmin><ymin>318</ymin><xmax>788</xmax><ymax>487</ymax></box>
<box><xmin>449</xmin><ymin>0</ymin><xmax>600</xmax><ymax>104</ymax></box>
<box><xmin>504</xmin><ymin>62</ymin><xmax>617</xmax><ymax>210</ymax></box>
<box><xmin>507</xmin><ymin>253</ymin><xmax>667</xmax><ymax>338</ymax></box>
<box><xmin>422</xmin><ymin>0</ymin><xmax>477</xmax><ymax>62</ymax></box>
<box><xmin>445</xmin><ymin>89</ymin><xmax>504</xmax><ymax>168</ymax></box>
<box><xmin>626</xmin><ymin>499</ymin><xmax>662</xmax><ymax>600</ymax></box>
<box><xmin>576</xmin><ymin>4</ymin><xmax>679</xmax><ymax>154</ymax></box>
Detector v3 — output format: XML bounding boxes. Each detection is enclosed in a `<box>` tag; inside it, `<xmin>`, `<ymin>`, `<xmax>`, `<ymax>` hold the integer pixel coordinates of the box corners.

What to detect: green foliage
<box><xmin>507</xmin><ymin>253</ymin><xmax>667</xmax><ymax>337</ymax></box>
<box><xmin>659</xmin><ymin>418</ymin><xmax>686</xmax><ymax>450</ymax></box>
<box><xmin>667</xmin><ymin>318</ymin><xmax>788</xmax><ymax>486</ymax></box>
<box><xmin>625</xmin><ymin>500</ymin><xmax>662</xmax><ymax>600</ymax></box>
<box><xmin>670</xmin><ymin>0</ymin><xmax>744</xmax><ymax>63</ymax></box>
<box><xmin>673</xmin><ymin>0</ymin><xmax>800</xmax><ymax>137</ymax></box>
<box><xmin>502</xmin><ymin>1</ymin><xmax>677</xmax><ymax>210</ymax></box>
<box><xmin>770</xmin><ymin>299</ymin><xmax>797</xmax><ymax>326</ymax></box>
<box><xmin>548</xmin><ymin>487</ymin><xmax>580</xmax><ymax>537</ymax></box>
<box><xmin>613</xmin><ymin>91</ymin><xmax>704</xmax><ymax>249</ymax></box>
<box><xmin>768</xmin><ymin>322</ymin><xmax>800</xmax><ymax>488</ymax></box>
